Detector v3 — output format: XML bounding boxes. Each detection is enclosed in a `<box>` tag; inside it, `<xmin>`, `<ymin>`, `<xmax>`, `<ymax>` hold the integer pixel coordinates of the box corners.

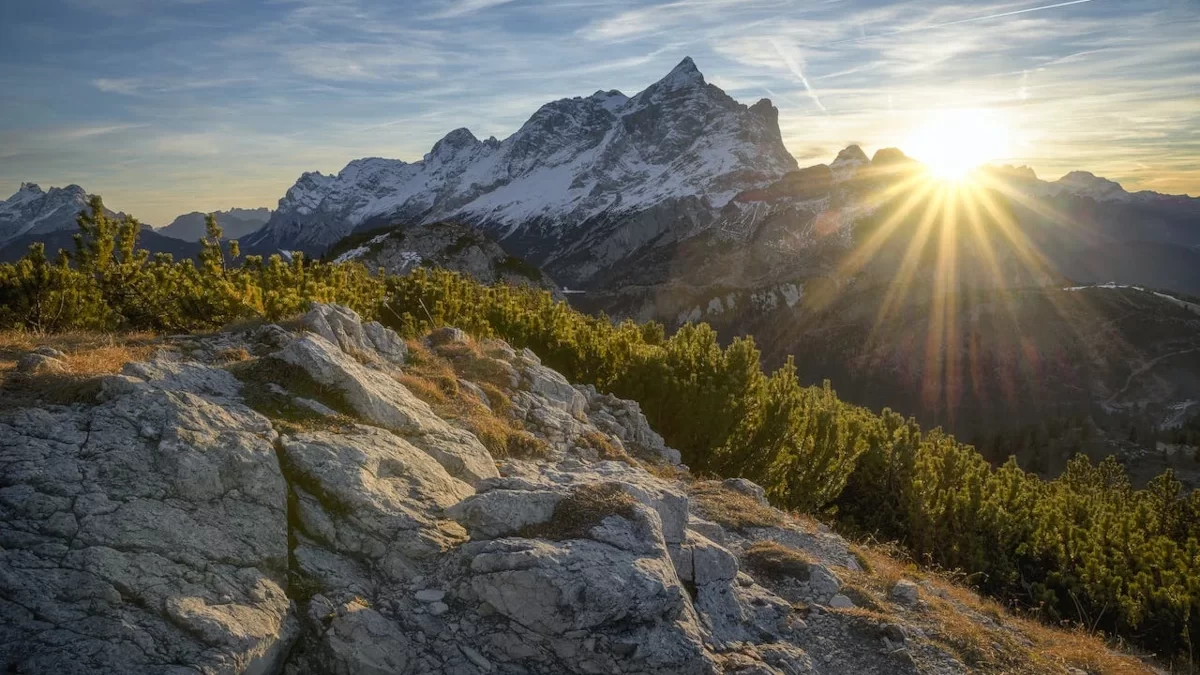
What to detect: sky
<box><xmin>1</xmin><ymin>0</ymin><xmax>1197</xmax><ymax>225</ymax></box>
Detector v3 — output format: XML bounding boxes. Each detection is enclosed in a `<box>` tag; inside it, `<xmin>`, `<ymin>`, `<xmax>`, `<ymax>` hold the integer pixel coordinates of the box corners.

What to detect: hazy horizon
<box><xmin>2</xmin><ymin>0</ymin><xmax>1197</xmax><ymax>225</ymax></box>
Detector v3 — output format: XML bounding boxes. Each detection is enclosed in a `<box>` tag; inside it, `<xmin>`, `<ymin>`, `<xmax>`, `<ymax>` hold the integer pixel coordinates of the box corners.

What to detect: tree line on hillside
<box><xmin>1</xmin><ymin>199</ymin><xmax>1197</xmax><ymax>665</ymax></box>
<box><xmin>0</xmin><ymin>196</ymin><xmax>383</xmax><ymax>333</ymax></box>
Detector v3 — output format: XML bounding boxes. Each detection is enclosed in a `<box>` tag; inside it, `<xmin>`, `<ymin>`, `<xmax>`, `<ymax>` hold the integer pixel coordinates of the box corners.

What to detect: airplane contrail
<box><xmin>769</xmin><ymin>38</ymin><xmax>828</xmax><ymax>113</ymax></box>
<box><xmin>826</xmin><ymin>0</ymin><xmax>1097</xmax><ymax>46</ymax></box>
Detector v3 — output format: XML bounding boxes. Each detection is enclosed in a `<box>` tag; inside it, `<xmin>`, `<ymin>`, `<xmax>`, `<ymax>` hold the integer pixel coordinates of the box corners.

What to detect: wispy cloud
<box><xmin>425</xmin><ymin>0</ymin><xmax>517</xmax><ymax>19</ymax></box>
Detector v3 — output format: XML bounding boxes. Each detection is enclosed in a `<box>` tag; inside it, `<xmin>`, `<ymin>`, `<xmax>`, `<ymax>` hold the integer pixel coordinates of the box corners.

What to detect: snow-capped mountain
<box><xmin>246</xmin><ymin>57</ymin><xmax>797</xmax><ymax>280</ymax></box>
<box><xmin>0</xmin><ymin>183</ymin><xmax>99</xmax><ymax>245</ymax></box>
<box><xmin>157</xmin><ymin>207</ymin><xmax>271</xmax><ymax>241</ymax></box>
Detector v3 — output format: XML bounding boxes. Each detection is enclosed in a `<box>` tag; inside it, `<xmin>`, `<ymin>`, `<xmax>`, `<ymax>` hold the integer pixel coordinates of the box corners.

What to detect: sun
<box><xmin>904</xmin><ymin>108</ymin><xmax>1011</xmax><ymax>181</ymax></box>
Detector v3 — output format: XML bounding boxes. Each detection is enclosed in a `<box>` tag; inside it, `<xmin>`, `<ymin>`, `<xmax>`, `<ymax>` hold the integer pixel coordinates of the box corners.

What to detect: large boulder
<box><xmin>278</xmin><ymin>334</ymin><xmax>498</xmax><ymax>484</ymax></box>
<box><xmin>0</xmin><ymin>366</ymin><xmax>296</xmax><ymax>674</ymax></box>
<box><xmin>279</xmin><ymin>426</ymin><xmax>473</xmax><ymax>585</ymax></box>
<box><xmin>302</xmin><ymin>304</ymin><xmax>407</xmax><ymax>365</ymax></box>
<box><xmin>519</xmin><ymin>362</ymin><xmax>588</xmax><ymax>419</ymax></box>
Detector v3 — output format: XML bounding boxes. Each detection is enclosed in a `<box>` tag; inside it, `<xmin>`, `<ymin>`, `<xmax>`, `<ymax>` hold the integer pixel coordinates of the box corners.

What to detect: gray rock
<box><xmin>415</xmin><ymin>589</ymin><xmax>446</xmax><ymax>603</ymax></box>
<box><xmin>311</xmin><ymin>600</ymin><xmax>412</xmax><ymax>674</ymax></box>
<box><xmin>428</xmin><ymin>326</ymin><xmax>469</xmax><ymax>346</ymax></box>
<box><xmin>884</xmin><ymin>623</ymin><xmax>908</xmax><ymax>643</ymax></box>
<box><xmin>362</xmin><ymin>320</ymin><xmax>408</xmax><ymax>364</ymax></box>
<box><xmin>31</xmin><ymin>346</ymin><xmax>67</xmax><ymax>359</ymax></box>
<box><xmin>447</xmin><ymin>488</ymin><xmax>563</xmax><ymax>539</ymax></box>
<box><xmin>303</xmin><ymin>303</ymin><xmax>407</xmax><ymax>365</ymax></box>
<box><xmin>828</xmin><ymin>594</ymin><xmax>855</xmax><ymax>609</ymax></box>
<box><xmin>690</xmin><ymin>533</ymin><xmax>739</xmax><ymax>585</ymax></box>
<box><xmin>722</xmin><ymin>477</ymin><xmax>768</xmax><ymax>506</ymax></box>
<box><xmin>807</xmin><ymin>564</ymin><xmax>843</xmax><ymax>603</ymax></box>
<box><xmin>16</xmin><ymin>352</ymin><xmax>66</xmax><ymax>375</ymax></box>
<box><xmin>521</xmin><ymin>363</ymin><xmax>588</xmax><ymax>419</ymax></box>
<box><xmin>891</xmin><ymin>579</ymin><xmax>921</xmax><ymax>606</ymax></box>
<box><xmin>278</xmin><ymin>334</ymin><xmax>498</xmax><ymax>484</ymax></box>
<box><xmin>279</xmin><ymin>426</ymin><xmax>473</xmax><ymax>580</ymax></box>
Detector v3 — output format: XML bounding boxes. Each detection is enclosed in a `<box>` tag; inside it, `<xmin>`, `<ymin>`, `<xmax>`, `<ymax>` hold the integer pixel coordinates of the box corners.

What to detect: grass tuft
<box><xmin>689</xmin><ymin>481</ymin><xmax>784</xmax><ymax>532</ymax></box>
<box><xmin>744</xmin><ymin>540</ymin><xmax>813</xmax><ymax>581</ymax></box>
<box><xmin>229</xmin><ymin>356</ymin><xmax>358</xmax><ymax>432</ymax></box>
<box><xmin>518</xmin><ymin>483</ymin><xmax>637</xmax><ymax>540</ymax></box>
<box><xmin>576</xmin><ymin>430</ymin><xmax>634</xmax><ymax>464</ymax></box>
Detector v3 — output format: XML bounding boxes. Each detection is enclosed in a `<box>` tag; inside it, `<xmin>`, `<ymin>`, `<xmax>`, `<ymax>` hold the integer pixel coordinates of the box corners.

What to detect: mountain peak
<box><xmin>1056</xmin><ymin>170</ymin><xmax>1127</xmax><ymax>200</ymax></box>
<box><xmin>834</xmin><ymin>145</ymin><xmax>869</xmax><ymax>164</ymax></box>
<box><xmin>17</xmin><ymin>182</ymin><xmax>44</xmax><ymax>196</ymax></box>
<box><xmin>871</xmin><ymin>147</ymin><xmax>910</xmax><ymax>165</ymax></box>
<box><xmin>428</xmin><ymin>127</ymin><xmax>481</xmax><ymax>162</ymax></box>
<box><xmin>652</xmin><ymin>56</ymin><xmax>706</xmax><ymax>92</ymax></box>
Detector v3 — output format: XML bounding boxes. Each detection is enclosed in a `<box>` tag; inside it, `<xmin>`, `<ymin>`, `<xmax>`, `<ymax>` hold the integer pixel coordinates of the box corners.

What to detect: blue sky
<box><xmin>1</xmin><ymin>0</ymin><xmax>1197</xmax><ymax>224</ymax></box>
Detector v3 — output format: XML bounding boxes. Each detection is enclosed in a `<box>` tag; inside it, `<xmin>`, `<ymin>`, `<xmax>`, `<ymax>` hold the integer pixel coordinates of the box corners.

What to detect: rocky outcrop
<box><xmin>3</xmin><ymin>303</ymin><xmax>1094</xmax><ymax>674</ymax></box>
<box><xmin>0</xmin><ymin>362</ymin><xmax>295</xmax><ymax>673</ymax></box>
<box><xmin>327</xmin><ymin>221</ymin><xmax>561</xmax><ymax>295</ymax></box>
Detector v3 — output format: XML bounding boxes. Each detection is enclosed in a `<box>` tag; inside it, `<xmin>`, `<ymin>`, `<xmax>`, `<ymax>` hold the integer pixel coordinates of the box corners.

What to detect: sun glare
<box><xmin>905</xmin><ymin>109</ymin><xmax>1011</xmax><ymax>181</ymax></box>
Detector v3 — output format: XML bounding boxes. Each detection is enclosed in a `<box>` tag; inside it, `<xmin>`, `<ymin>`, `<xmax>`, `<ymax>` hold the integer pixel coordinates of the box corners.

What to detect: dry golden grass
<box><xmin>842</xmin><ymin>540</ymin><xmax>1158</xmax><ymax>675</ymax></box>
<box><xmin>577</xmin><ymin>430</ymin><xmax>634</xmax><ymax>464</ymax></box>
<box><xmin>216</xmin><ymin>347</ymin><xmax>252</xmax><ymax>363</ymax></box>
<box><xmin>0</xmin><ymin>330</ymin><xmax>156</xmax><ymax>374</ymax></box>
<box><xmin>688</xmin><ymin>480</ymin><xmax>785</xmax><ymax>531</ymax></box>
<box><xmin>743</xmin><ymin>540</ymin><xmax>813</xmax><ymax>581</ymax></box>
<box><xmin>641</xmin><ymin>460</ymin><xmax>692</xmax><ymax>482</ymax></box>
<box><xmin>397</xmin><ymin>340</ymin><xmax>548</xmax><ymax>460</ymax></box>
<box><xmin>0</xmin><ymin>330</ymin><xmax>158</xmax><ymax>408</ymax></box>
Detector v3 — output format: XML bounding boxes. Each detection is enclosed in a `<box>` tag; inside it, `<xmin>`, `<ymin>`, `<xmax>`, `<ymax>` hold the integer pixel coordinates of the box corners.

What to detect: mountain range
<box><xmin>6</xmin><ymin>57</ymin><xmax>1197</xmax><ymax>295</ymax></box>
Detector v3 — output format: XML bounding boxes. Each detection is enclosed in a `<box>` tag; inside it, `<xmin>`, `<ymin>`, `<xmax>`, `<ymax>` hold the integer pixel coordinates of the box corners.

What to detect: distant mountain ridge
<box><xmin>157</xmin><ymin>207</ymin><xmax>270</xmax><ymax>241</ymax></box>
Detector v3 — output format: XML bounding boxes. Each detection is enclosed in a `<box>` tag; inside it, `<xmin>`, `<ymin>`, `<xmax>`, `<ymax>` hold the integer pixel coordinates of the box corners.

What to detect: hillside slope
<box><xmin>324</xmin><ymin>221</ymin><xmax>559</xmax><ymax>293</ymax></box>
<box><xmin>0</xmin><ymin>305</ymin><xmax>1155</xmax><ymax>675</ymax></box>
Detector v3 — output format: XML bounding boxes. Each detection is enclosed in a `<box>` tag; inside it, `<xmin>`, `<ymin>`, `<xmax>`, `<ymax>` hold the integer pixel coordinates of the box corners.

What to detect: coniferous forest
<box><xmin>2</xmin><ymin>199</ymin><xmax>1197</xmax><ymax>664</ymax></box>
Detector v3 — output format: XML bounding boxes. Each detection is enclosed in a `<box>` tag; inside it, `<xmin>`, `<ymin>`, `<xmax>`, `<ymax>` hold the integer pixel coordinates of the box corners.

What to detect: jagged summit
<box><xmin>834</xmin><ymin>145</ymin><xmax>869</xmax><ymax>164</ymax></box>
<box><xmin>651</xmin><ymin>55</ymin><xmax>706</xmax><ymax>91</ymax></box>
<box><xmin>0</xmin><ymin>183</ymin><xmax>93</xmax><ymax>244</ymax></box>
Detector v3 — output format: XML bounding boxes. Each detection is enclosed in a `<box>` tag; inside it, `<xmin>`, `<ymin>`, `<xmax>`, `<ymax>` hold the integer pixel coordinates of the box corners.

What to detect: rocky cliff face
<box><xmin>326</xmin><ymin>221</ymin><xmax>560</xmax><ymax>293</ymax></box>
<box><xmin>2</xmin><ymin>303</ymin><xmax>1126</xmax><ymax>674</ymax></box>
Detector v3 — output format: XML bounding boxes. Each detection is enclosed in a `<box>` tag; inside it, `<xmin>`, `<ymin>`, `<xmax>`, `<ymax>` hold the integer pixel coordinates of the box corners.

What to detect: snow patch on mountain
<box><xmin>332</xmin><ymin>233</ymin><xmax>393</xmax><ymax>263</ymax></box>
